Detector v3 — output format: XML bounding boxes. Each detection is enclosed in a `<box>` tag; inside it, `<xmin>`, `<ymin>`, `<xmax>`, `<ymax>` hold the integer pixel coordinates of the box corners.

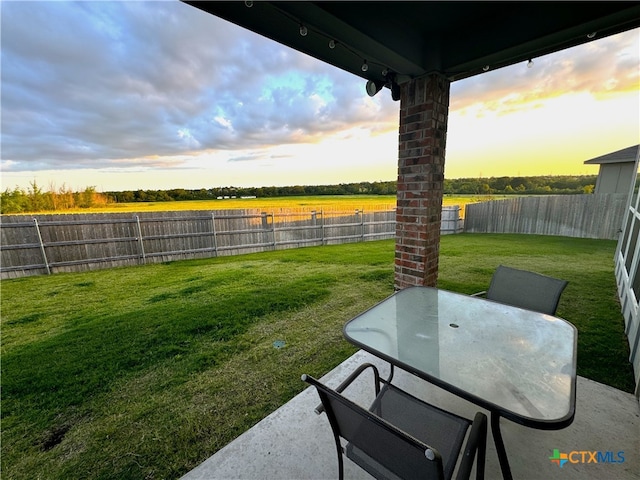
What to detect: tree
<box><xmin>57</xmin><ymin>184</ymin><xmax>76</xmax><ymax>210</ymax></box>
<box><xmin>77</xmin><ymin>186</ymin><xmax>97</xmax><ymax>208</ymax></box>
<box><xmin>27</xmin><ymin>181</ymin><xmax>49</xmax><ymax>211</ymax></box>
<box><xmin>479</xmin><ymin>183</ymin><xmax>492</xmax><ymax>194</ymax></box>
<box><xmin>1</xmin><ymin>187</ymin><xmax>28</xmax><ymax>214</ymax></box>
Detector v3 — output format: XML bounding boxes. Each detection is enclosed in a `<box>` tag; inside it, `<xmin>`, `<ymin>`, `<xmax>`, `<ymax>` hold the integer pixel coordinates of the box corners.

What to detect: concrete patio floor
<box><xmin>182</xmin><ymin>350</ymin><xmax>639</xmax><ymax>480</ymax></box>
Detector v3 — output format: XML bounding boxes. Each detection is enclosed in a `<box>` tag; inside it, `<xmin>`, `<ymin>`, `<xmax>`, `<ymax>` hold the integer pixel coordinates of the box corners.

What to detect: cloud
<box><xmin>2</xmin><ymin>1</ymin><xmax>636</xmax><ymax>176</ymax></box>
<box><xmin>1</xmin><ymin>1</ymin><xmax>398</xmax><ymax>172</ymax></box>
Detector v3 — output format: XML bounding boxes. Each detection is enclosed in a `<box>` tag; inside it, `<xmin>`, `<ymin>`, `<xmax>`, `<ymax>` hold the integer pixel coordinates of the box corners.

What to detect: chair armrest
<box><xmin>456</xmin><ymin>412</ymin><xmax>487</xmax><ymax>480</ymax></box>
<box><xmin>304</xmin><ymin>363</ymin><xmax>381</xmax><ymax>415</ymax></box>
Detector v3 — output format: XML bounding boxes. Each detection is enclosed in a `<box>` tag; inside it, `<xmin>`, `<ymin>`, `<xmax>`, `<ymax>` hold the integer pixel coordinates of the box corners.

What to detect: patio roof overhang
<box><xmin>185</xmin><ymin>1</ymin><xmax>640</xmax><ymax>85</ymax></box>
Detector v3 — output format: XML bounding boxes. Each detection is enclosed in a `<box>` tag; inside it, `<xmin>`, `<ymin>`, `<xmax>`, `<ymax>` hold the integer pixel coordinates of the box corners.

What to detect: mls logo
<box><xmin>549</xmin><ymin>449</ymin><xmax>569</xmax><ymax>467</ymax></box>
<box><xmin>549</xmin><ymin>448</ymin><xmax>625</xmax><ymax>467</ymax></box>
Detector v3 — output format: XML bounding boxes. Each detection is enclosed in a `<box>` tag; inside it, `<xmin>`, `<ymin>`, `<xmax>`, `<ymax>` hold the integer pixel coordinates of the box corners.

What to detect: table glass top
<box><xmin>343</xmin><ymin>287</ymin><xmax>577</xmax><ymax>424</ymax></box>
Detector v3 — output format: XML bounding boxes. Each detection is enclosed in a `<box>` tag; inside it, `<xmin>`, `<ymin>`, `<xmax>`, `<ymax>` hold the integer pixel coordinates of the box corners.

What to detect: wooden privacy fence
<box><xmin>1</xmin><ymin>207</ymin><xmax>463</xmax><ymax>279</ymax></box>
<box><xmin>463</xmin><ymin>194</ymin><xmax>628</xmax><ymax>240</ymax></box>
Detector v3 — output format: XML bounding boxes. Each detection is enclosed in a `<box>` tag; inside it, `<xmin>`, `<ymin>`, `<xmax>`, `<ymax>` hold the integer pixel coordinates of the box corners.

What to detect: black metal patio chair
<box><xmin>302</xmin><ymin>363</ymin><xmax>487</xmax><ymax>480</ymax></box>
<box><xmin>473</xmin><ymin>265</ymin><xmax>568</xmax><ymax>315</ymax></box>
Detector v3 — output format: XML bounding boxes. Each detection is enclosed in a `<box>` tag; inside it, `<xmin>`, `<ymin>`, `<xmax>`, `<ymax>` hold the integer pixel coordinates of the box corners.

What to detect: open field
<box><xmin>103</xmin><ymin>194</ymin><xmax>399</xmax><ymax>212</ymax></box>
<box><xmin>2</xmin><ymin>234</ymin><xmax>632</xmax><ymax>480</ymax></box>
<box><xmin>14</xmin><ymin>194</ymin><xmax>505</xmax><ymax>216</ymax></box>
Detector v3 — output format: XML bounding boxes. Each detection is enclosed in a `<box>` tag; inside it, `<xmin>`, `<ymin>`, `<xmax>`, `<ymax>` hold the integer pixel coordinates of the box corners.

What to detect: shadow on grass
<box><xmin>2</xmin><ymin>274</ymin><xmax>336</xmax><ymax>428</ymax></box>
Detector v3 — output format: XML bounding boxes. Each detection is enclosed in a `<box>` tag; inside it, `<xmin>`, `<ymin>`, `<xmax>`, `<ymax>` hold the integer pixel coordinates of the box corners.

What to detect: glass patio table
<box><xmin>343</xmin><ymin>286</ymin><xmax>577</xmax><ymax>480</ymax></box>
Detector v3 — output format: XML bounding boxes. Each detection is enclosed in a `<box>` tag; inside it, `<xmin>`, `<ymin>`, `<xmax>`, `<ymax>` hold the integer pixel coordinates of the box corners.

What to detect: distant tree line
<box><xmin>1</xmin><ymin>181</ymin><xmax>109</xmax><ymax>214</ymax></box>
<box><xmin>104</xmin><ymin>176</ymin><xmax>596</xmax><ymax>203</ymax></box>
<box><xmin>443</xmin><ymin>175</ymin><xmax>597</xmax><ymax>195</ymax></box>
<box><xmin>1</xmin><ymin>176</ymin><xmax>597</xmax><ymax>214</ymax></box>
<box><xmin>105</xmin><ymin>181</ymin><xmax>397</xmax><ymax>203</ymax></box>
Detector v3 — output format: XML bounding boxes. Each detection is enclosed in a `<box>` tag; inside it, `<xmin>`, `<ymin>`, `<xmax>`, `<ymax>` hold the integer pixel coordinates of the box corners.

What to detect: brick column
<box><xmin>395</xmin><ymin>74</ymin><xmax>451</xmax><ymax>289</ymax></box>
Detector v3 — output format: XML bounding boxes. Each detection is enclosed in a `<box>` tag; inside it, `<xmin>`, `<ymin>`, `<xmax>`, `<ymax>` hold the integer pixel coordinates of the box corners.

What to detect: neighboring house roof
<box><xmin>584</xmin><ymin>145</ymin><xmax>639</xmax><ymax>165</ymax></box>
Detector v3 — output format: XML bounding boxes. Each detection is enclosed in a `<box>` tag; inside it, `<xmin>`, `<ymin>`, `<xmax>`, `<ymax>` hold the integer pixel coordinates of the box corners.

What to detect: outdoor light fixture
<box><xmin>361</xmin><ymin>60</ymin><xmax>369</xmax><ymax>72</ymax></box>
<box><xmin>244</xmin><ymin>1</ymin><xmax>253</xmax><ymax>7</ymax></box>
<box><xmin>390</xmin><ymin>81</ymin><xmax>401</xmax><ymax>101</ymax></box>
<box><xmin>587</xmin><ymin>32</ymin><xmax>597</xmax><ymax>38</ymax></box>
<box><xmin>527</xmin><ymin>59</ymin><xmax>534</xmax><ymax>68</ymax></box>
<box><xmin>366</xmin><ymin>80</ymin><xmax>385</xmax><ymax>97</ymax></box>
<box><xmin>328</xmin><ymin>39</ymin><xmax>336</xmax><ymax>49</ymax></box>
<box><xmin>299</xmin><ymin>24</ymin><xmax>308</xmax><ymax>36</ymax></box>
<box><xmin>365</xmin><ymin>71</ymin><xmax>401</xmax><ymax>101</ymax></box>
<box><xmin>482</xmin><ymin>65</ymin><xmax>490</xmax><ymax>72</ymax></box>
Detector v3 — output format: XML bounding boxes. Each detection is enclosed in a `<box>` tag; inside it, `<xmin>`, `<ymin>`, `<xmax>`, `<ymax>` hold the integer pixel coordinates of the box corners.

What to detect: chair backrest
<box><xmin>486</xmin><ymin>265</ymin><xmax>568</xmax><ymax>315</ymax></box>
<box><xmin>303</xmin><ymin>374</ymin><xmax>444</xmax><ymax>480</ymax></box>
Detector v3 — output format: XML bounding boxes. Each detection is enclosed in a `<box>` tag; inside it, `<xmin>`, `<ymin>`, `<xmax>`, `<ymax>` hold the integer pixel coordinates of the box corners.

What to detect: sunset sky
<box><xmin>1</xmin><ymin>1</ymin><xmax>639</xmax><ymax>192</ymax></box>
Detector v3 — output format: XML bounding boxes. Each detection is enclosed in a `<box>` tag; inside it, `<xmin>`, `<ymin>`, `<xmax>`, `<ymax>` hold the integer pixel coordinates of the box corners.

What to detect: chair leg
<box><xmin>337</xmin><ymin>446</ymin><xmax>344</xmax><ymax>480</ymax></box>
<box><xmin>476</xmin><ymin>415</ymin><xmax>486</xmax><ymax>480</ymax></box>
<box><xmin>457</xmin><ymin>412</ymin><xmax>487</xmax><ymax>480</ymax></box>
<box><xmin>491</xmin><ymin>413</ymin><xmax>513</xmax><ymax>480</ymax></box>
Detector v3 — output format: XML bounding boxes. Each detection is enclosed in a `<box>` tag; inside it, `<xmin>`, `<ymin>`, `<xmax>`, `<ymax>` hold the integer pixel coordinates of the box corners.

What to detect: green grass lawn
<box><xmin>1</xmin><ymin>234</ymin><xmax>634</xmax><ymax>480</ymax></box>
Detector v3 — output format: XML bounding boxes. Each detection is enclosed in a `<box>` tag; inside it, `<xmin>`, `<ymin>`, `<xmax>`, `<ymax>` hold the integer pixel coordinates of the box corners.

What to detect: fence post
<box><xmin>260</xmin><ymin>212</ymin><xmax>269</xmax><ymax>250</ymax></box>
<box><xmin>455</xmin><ymin>205</ymin><xmax>462</xmax><ymax>233</ymax></box>
<box><xmin>210</xmin><ymin>212</ymin><xmax>218</xmax><ymax>256</ymax></box>
<box><xmin>321</xmin><ymin>209</ymin><xmax>325</xmax><ymax>245</ymax></box>
<box><xmin>311</xmin><ymin>210</ymin><xmax>318</xmax><ymax>245</ymax></box>
<box><xmin>33</xmin><ymin>218</ymin><xmax>51</xmax><ymax>275</ymax></box>
<box><xmin>358</xmin><ymin>209</ymin><xmax>365</xmax><ymax>242</ymax></box>
<box><xmin>271</xmin><ymin>212</ymin><xmax>277</xmax><ymax>249</ymax></box>
<box><xmin>135</xmin><ymin>215</ymin><xmax>146</xmax><ymax>264</ymax></box>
